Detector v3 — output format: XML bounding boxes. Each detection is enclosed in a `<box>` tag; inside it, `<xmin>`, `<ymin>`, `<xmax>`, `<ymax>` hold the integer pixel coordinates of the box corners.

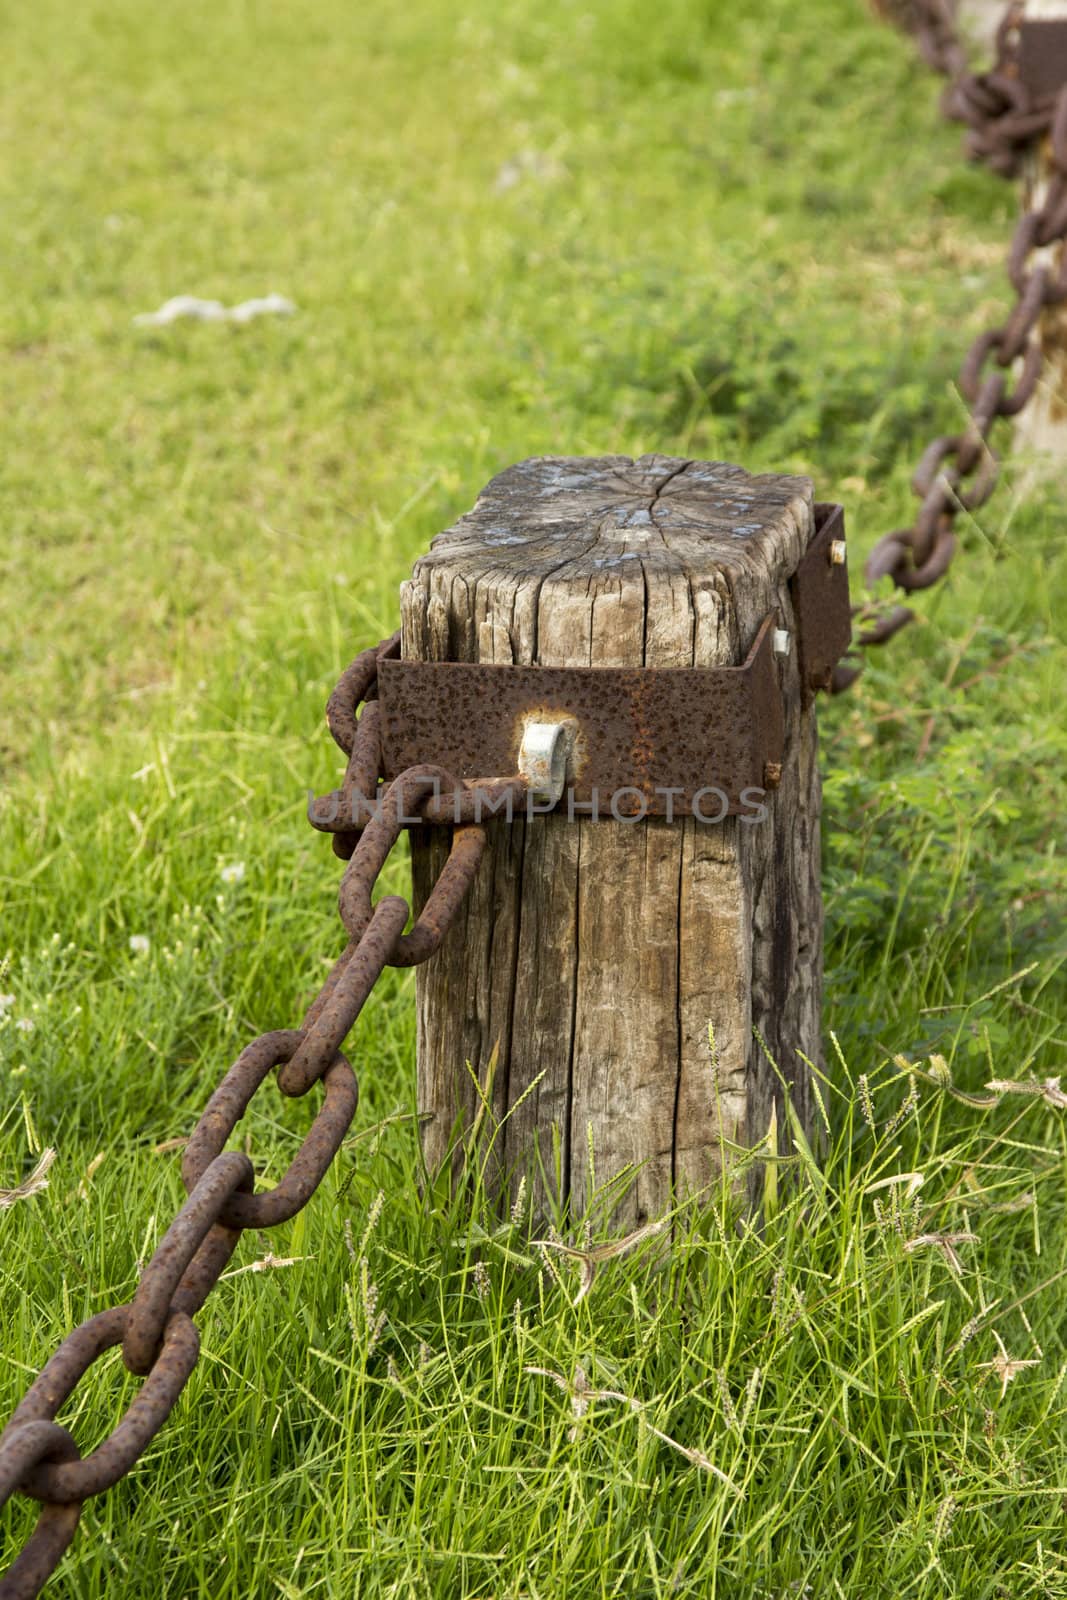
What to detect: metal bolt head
<box><xmin>772</xmin><ymin>628</ymin><xmax>791</xmax><ymax>657</ymax></box>
<box><xmin>829</xmin><ymin>539</ymin><xmax>847</xmax><ymax>567</ymax></box>
<box><xmin>518</xmin><ymin>719</ymin><xmax>573</xmax><ymax>807</ymax></box>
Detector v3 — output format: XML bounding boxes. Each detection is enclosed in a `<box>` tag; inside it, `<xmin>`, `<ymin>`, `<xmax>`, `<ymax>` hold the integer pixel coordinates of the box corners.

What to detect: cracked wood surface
<box><xmin>402</xmin><ymin>454</ymin><xmax>822</xmax><ymax>1225</ymax></box>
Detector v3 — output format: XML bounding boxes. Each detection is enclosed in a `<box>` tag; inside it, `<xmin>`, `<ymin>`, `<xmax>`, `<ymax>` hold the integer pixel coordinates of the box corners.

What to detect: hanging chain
<box><xmin>0</xmin><ymin>641</ymin><xmax>523</xmax><ymax>1600</ymax></box>
<box><xmin>837</xmin><ymin>3</ymin><xmax>1067</xmax><ymax>688</ymax></box>
<box><xmin>872</xmin><ymin>2</ymin><xmax>1051</xmax><ymax>172</ymax></box>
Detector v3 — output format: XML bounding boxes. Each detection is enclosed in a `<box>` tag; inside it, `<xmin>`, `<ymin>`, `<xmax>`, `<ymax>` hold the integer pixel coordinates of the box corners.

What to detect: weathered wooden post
<box><xmin>957</xmin><ymin>0</ymin><xmax>1004</xmax><ymax>55</ymax></box>
<box><xmin>380</xmin><ymin>456</ymin><xmax>850</xmax><ymax>1226</ymax></box>
<box><xmin>871</xmin><ymin>0</ymin><xmax>1000</xmax><ymax>61</ymax></box>
<box><xmin>1015</xmin><ymin>4</ymin><xmax>1067</xmax><ymax>458</ymax></box>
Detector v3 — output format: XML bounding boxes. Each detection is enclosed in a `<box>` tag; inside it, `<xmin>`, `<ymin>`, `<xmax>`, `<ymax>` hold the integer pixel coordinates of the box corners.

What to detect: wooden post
<box><xmin>956</xmin><ymin>0</ymin><xmax>1003</xmax><ymax>55</ymax></box>
<box><xmin>1015</xmin><ymin>1</ymin><xmax>1067</xmax><ymax>459</ymax></box>
<box><xmin>401</xmin><ymin>456</ymin><xmax>823</xmax><ymax>1227</ymax></box>
<box><xmin>870</xmin><ymin>1</ymin><xmax>999</xmax><ymax>57</ymax></box>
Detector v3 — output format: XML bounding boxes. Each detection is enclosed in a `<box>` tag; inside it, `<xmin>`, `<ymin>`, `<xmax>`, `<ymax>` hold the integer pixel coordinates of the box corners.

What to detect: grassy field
<box><xmin>2</xmin><ymin>0</ymin><xmax>1066</xmax><ymax>1594</ymax></box>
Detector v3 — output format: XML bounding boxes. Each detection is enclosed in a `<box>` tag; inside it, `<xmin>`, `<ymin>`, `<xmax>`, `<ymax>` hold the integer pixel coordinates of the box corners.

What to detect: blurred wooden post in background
<box><xmin>956</xmin><ymin>0</ymin><xmax>1003</xmax><ymax>55</ymax></box>
<box><xmin>869</xmin><ymin>0</ymin><xmax>999</xmax><ymax>57</ymax></box>
<box><xmin>398</xmin><ymin>456</ymin><xmax>828</xmax><ymax>1227</ymax></box>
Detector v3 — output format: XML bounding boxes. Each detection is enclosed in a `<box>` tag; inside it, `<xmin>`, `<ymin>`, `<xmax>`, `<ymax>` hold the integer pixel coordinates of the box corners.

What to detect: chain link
<box><xmin>876</xmin><ymin>2</ymin><xmax>1041</xmax><ymax>173</ymax></box>
<box><xmin>836</xmin><ymin>3</ymin><xmax>1067</xmax><ymax>690</ymax></box>
<box><xmin>0</xmin><ymin>644</ymin><xmax>508</xmax><ymax>1599</ymax></box>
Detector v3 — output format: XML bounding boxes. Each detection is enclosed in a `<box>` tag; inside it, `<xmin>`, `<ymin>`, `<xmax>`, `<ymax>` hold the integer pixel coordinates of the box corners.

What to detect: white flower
<box><xmin>0</xmin><ymin>995</ymin><xmax>15</xmax><ymax>1013</ymax></box>
<box><xmin>219</xmin><ymin>862</ymin><xmax>246</xmax><ymax>886</ymax></box>
<box><xmin>15</xmin><ymin>1019</ymin><xmax>35</xmax><ymax>1034</ymax></box>
<box><xmin>129</xmin><ymin>935</ymin><xmax>151</xmax><ymax>955</ymax></box>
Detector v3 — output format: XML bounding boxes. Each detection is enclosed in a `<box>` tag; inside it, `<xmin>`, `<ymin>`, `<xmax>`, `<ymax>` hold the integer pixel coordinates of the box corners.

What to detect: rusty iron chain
<box><xmin>0</xmin><ymin>647</ymin><xmax>516</xmax><ymax>1599</ymax></box>
<box><xmin>309</xmin><ymin>634</ymin><xmax>527</xmax><ymax>845</ymax></box>
<box><xmin>837</xmin><ymin>3</ymin><xmax>1067</xmax><ymax>689</ymax></box>
<box><xmin>873</xmin><ymin>1</ymin><xmax>1040</xmax><ymax>172</ymax></box>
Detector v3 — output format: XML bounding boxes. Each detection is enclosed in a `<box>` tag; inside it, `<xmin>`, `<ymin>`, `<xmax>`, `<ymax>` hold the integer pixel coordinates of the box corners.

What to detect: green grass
<box><xmin>1</xmin><ymin>0</ymin><xmax>1066</xmax><ymax>1594</ymax></box>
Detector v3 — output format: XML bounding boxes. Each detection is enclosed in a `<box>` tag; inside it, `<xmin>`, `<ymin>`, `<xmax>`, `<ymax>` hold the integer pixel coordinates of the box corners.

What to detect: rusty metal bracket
<box><xmin>791</xmin><ymin>503</ymin><xmax>852</xmax><ymax>703</ymax></box>
<box><xmin>377</xmin><ymin>508</ymin><xmax>852</xmax><ymax>818</ymax></box>
<box><xmin>1018</xmin><ymin>19</ymin><xmax>1067</xmax><ymax>107</ymax></box>
<box><xmin>378</xmin><ymin>615</ymin><xmax>784</xmax><ymax>818</ymax></box>
<box><xmin>376</xmin><ymin>508</ymin><xmax>851</xmax><ymax>820</ymax></box>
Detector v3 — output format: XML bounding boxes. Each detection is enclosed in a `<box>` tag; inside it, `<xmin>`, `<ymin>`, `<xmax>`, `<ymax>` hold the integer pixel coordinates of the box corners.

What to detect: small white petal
<box><xmin>129</xmin><ymin>935</ymin><xmax>151</xmax><ymax>955</ymax></box>
<box><xmin>15</xmin><ymin>1019</ymin><xmax>35</xmax><ymax>1034</ymax></box>
<box><xmin>219</xmin><ymin>862</ymin><xmax>246</xmax><ymax>885</ymax></box>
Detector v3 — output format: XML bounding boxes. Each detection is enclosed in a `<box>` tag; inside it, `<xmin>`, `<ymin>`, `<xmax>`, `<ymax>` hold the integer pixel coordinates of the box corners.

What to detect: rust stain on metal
<box><xmin>790</xmin><ymin>504</ymin><xmax>853</xmax><ymax>705</ymax></box>
<box><xmin>10</xmin><ymin>1308</ymin><xmax>200</xmax><ymax>1505</ymax></box>
<box><xmin>377</xmin><ymin>614</ymin><xmax>786</xmax><ymax>817</ymax></box>
<box><xmin>1018</xmin><ymin>20</ymin><xmax>1067</xmax><ymax>109</ymax></box>
<box><xmin>181</xmin><ymin>1031</ymin><xmax>361</xmax><ymax>1225</ymax></box>
<box><xmin>0</xmin><ymin>1423</ymin><xmax>82</xmax><ymax>1599</ymax></box>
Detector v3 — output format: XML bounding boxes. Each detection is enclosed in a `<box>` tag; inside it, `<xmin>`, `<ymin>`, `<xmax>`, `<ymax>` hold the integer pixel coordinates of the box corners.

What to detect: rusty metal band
<box><xmin>1017</xmin><ymin>17</ymin><xmax>1067</xmax><ymax>113</ymax></box>
<box><xmin>375</xmin><ymin>614</ymin><xmax>787</xmax><ymax>817</ymax></box>
<box><xmin>791</xmin><ymin>504</ymin><xmax>853</xmax><ymax>700</ymax></box>
<box><xmin>312</xmin><ymin>522</ymin><xmax>851</xmax><ymax>827</ymax></box>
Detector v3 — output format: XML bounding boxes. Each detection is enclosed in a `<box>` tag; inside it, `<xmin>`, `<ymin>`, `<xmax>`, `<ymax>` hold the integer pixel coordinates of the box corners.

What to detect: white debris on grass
<box><xmin>494</xmin><ymin>150</ymin><xmax>566</xmax><ymax>193</ymax></box>
<box><xmin>228</xmin><ymin>295</ymin><xmax>296</xmax><ymax>323</ymax></box>
<box><xmin>0</xmin><ymin>1149</ymin><xmax>56</xmax><ymax>1210</ymax></box>
<box><xmin>133</xmin><ymin>293</ymin><xmax>296</xmax><ymax>327</ymax></box>
<box><xmin>534</xmin><ymin>1217</ymin><xmax>669</xmax><ymax>1304</ymax></box>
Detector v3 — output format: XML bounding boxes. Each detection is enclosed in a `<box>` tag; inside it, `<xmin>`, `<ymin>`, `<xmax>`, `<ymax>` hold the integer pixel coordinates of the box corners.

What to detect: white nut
<box><xmin>772</xmin><ymin>628</ymin><xmax>792</xmax><ymax>657</ymax></box>
<box><xmin>518</xmin><ymin>720</ymin><xmax>572</xmax><ymax>807</ymax></box>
